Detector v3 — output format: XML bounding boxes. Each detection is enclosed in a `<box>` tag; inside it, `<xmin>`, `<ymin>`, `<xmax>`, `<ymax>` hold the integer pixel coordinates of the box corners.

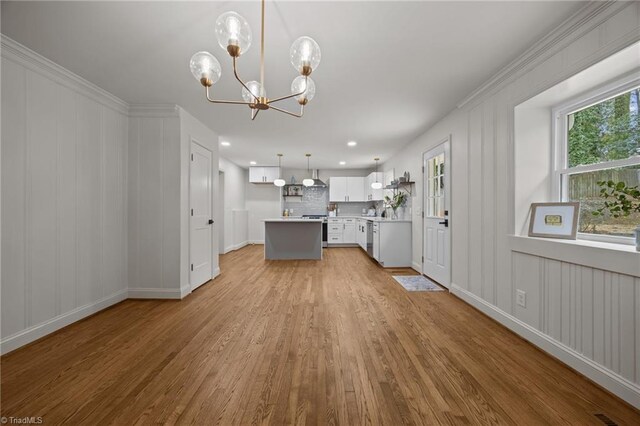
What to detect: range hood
<box><xmin>310</xmin><ymin>169</ymin><xmax>327</xmax><ymax>187</ymax></box>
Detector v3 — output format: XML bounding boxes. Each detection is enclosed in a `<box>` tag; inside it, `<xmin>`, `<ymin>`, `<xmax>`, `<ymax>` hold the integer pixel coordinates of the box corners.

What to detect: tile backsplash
<box><xmin>282</xmin><ymin>186</ymin><xmax>329</xmax><ymax>216</ymax></box>
<box><xmin>281</xmin><ymin>186</ymin><xmax>382</xmax><ymax>216</ymax></box>
<box><xmin>336</xmin><ymin>202</ymin><xmax>380</xmax><ymax>216</ymax></box>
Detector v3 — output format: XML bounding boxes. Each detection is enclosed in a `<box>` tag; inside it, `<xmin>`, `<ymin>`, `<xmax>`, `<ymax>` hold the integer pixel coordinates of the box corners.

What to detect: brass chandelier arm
<box><xmin>267</xmin><ymin>76</ymin><xmax>308</xmax><ymax>104</ymax></box>
<box><xmin>232</xmin><ymin>57</ymin><xmax>259</xmax><ymax>102</ymax></box>
<box><xmin>205</xmin><ymin>86</ymin><xmax>253</xmax><ymax>106</ymax></box>
<box><xmin>269</xmin><ymin>104</ymin><xmax>305</xmax><ymax>118</ymax></box>
<box><xmin>251</xmin><ymin>108</ymin><xmax>260</xmax><ymax>121</ymax></box>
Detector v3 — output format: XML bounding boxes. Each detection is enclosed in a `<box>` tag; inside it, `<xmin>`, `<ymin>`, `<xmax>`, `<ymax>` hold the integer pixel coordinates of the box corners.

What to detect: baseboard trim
<box><xmin>411</xmin><ymin>261</ymin><xmax>422</xmax><ymax>274</ymax></box>
<box><xmin>450</xmin><ymin>283</ymin><xmax>640</xmax><ymax>408</ymax></box>
<box><xmin>180</xmin><ymin>284</ymin><xmax>192</xmax><ymax>299</ymax></box>
<box><xmin>249</xmin><ymin>240</ymin><xmax>264</xmax><ymax>245</ymax></box>
<box><xmin>0</xmin><ymin>289</ymin><xmax>128</xmax><ymax>355</ymax></box>
<box><xmin>128</xmin><ymin>287</ymin><xmax>184</xmax><ymax>299</ymax></box>
<box><xmin>224</xmin><ymin>241</ymin><xmax>248</xmax><ymax>253</ymax></box>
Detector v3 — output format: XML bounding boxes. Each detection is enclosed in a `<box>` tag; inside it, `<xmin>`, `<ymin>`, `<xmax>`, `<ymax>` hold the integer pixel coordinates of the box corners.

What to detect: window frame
<box><xmin>552</xmin><ymin>73</ymin><xmax>640</xmax><ymax>246</ymax></box>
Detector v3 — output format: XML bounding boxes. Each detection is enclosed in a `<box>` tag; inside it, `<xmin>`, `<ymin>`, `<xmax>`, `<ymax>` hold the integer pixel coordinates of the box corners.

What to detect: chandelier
<box><xmin>189</xmin><ymin>0</ymin><xmax>321</xmax><ymax>120</ymax></box>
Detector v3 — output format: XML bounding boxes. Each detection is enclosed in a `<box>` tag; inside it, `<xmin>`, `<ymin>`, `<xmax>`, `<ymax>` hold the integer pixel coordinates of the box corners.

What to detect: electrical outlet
<box><xmin>516</xmin><ymin>290</ymin><xmax>526</xmax><ymax>308</ymax></box>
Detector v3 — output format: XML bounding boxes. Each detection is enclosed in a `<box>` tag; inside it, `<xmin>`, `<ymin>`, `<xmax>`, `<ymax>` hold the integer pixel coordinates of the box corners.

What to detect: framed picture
<box><xmin>528</xmin><ymin>202</ymin><xmax>580</xmax><ymax>239</ymax></box>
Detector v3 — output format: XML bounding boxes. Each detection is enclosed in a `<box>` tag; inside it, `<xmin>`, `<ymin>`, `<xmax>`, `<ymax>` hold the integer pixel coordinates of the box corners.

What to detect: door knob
<box><xmin>208</xmin><ymin>219</ymin><xmax>214</xmax><ymax>225</ymax></box>
<box><xmin>438</xmin><ymin>219</ymin><xmax>449</xmax><ymax>227</ymax></box>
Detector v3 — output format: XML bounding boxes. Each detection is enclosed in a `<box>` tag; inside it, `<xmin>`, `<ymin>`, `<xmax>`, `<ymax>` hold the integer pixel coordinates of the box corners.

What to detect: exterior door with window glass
<box><xmin>423</xmin><ymin>139</ymin><xmax>450</xmax><ymax>287</ymax></box>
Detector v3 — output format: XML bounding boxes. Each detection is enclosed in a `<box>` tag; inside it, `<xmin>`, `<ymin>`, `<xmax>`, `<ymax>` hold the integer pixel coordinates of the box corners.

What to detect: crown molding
<box><xmin>128</xmin><ymin>104</ymin><xmax>180</xmax><ymax>117</ymax></box>
<box><xmin>1</xmin><ymin>34</ymin><xmax>130</xmax><ymax>115</ymax></box>
<box><xmin>456</xmin><ymin>1</ymin><xmax>628</xmax><ymax>109</ymax></box>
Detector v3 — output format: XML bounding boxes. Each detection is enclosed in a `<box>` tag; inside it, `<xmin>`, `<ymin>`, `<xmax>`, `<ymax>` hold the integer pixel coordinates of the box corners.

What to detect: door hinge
<box><xmin>191</xmin><ymin>154</ymin><xmax>194</xmax><ymax>161</ymax></box>
<box><xmin>191</xmin><ymin>209</ymin><xmax>194</xmax><ymax>216</ymax></box>
<box><xmin>422</xmin><ymin>256</ymin><xmax>424</xmax><ymax>263</ymax></box>
<box><xmin>422</xmin><ymin>166</ymin><xmax>424</xmax><ymax>173</ymax></box>
<box><xmin>422</xmin><ymin>211</ymin><xmax>424</xmax><ymax>218</ymax></box>
<box><xmin>190</xmin><ymin>264</ymin><xmax>194</xmax><ymax>271</ymax></box>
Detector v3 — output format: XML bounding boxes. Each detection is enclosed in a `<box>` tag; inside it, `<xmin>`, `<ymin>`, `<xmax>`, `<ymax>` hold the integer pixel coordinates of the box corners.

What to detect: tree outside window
<box><xmin>563</xmin><ymin>86</ymin><xmax>640</xmax><ymax>238</ymax></box>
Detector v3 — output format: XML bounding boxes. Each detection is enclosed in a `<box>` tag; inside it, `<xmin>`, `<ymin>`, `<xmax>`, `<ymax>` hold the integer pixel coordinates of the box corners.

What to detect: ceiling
<box><xmin>1</xmin><ymin>1</ymin><xmax>584</xmax><ymax>169</ymax></box>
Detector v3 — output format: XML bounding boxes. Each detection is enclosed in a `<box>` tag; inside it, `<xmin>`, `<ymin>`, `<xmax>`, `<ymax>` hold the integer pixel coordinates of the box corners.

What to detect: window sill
<box><xmin>509</xmin><ymin>235</ymin><xmax>639</xmax><ymax>277</ymax></box>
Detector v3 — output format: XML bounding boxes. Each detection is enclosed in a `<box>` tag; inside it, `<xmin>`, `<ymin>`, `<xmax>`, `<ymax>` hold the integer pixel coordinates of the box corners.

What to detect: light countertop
<box><xmin>264</xmin><ymin>218</ymin><xmax>323</xmax><ymax>223</ymax></box>
<box><xmin>328</xmin><ymin>216</ymin><xmax>412</xmax><ymax>223</ymax></box>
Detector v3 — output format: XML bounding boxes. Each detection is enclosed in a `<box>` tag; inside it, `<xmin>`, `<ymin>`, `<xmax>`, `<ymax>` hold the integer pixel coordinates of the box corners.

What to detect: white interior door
<box><xmin>190</xmin><ymin>142</ymin><xmax>214</xmax><ymax>290</ymax></box>
<box><xmin>423</xmin><ymin>139</ymin><xmax>450</xmax><ymax>287</ymax></box>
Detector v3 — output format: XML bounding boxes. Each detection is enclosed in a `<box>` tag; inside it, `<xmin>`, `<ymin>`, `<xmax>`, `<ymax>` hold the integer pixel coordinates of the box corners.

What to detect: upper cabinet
<box><xmin>366</xmin><ymin>172</ymin><xmax>384</xmax><ymax>201</ymax></box>
<box><xmin>329</xmin><ymin>177</ymin><xmax>347</xmax><ymax>201</ymax></box>
<box><xmin>249</xmin><ymin>166</ymin><xmax>280</xmax><ymax>183</ymax></box>
<box><xmin>329</xmin><ymin>176</ymin><xmax>365</xmax><ymax>202</ymax></box>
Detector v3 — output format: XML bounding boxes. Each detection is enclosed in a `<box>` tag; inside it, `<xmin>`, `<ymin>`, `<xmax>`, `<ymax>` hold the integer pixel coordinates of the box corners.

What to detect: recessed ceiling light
<box><xmin>250</xmin><ymin>161</ymin><xmax>257</xmax><ymax>165</ymax></box>
<box><xmin>339</xmin><ymin>161</ymin><xmax>346</xmax><ymax>165</ymax></box>
<box><xmin>220</xmin><ymin>141</ymin><xmax>231</xmax><ymax>146</ymax></box>
<box><xmin>347</xmin><ymin>141</ymin><xmax>357</xmax><ymax>147</ymax></box>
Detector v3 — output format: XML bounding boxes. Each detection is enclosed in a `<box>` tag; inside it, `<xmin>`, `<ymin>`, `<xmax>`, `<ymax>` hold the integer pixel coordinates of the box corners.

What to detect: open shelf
<box><xmin>385</xmin><ymin>181</ymin><xmax>415</xmax><ymax>195</ymax></box>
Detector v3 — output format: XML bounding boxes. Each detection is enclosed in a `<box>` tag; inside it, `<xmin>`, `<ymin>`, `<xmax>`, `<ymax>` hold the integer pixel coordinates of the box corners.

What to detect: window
<box><xmin>426</xmin><ymin>153</ymin><xmax>445</xmax><ymax>217</ymax></box>
<box><xmin>555</xmin><ymin>79</ymin><xmax>640</xmax><ymax>244</ymax></box>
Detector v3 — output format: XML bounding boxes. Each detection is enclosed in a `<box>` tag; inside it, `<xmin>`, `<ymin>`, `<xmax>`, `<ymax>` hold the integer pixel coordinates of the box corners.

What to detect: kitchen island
<box><xmin>263</xmin><ymin>218</ymin><xmax>323</xmax><ymax>260</ymax></box>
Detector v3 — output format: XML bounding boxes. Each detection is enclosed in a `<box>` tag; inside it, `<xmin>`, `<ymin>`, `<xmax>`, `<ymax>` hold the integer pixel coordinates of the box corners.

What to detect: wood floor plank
<box><xmin>2</xmin><ymin>245</ymin><xmax>639</xmax><ymax>425</ymax></box>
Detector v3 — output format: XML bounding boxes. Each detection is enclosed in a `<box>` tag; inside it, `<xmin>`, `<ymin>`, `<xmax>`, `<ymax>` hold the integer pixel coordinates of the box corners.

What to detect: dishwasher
<box><xmin>366</xmin><ymin>221</ymin><xmax>375</xmax><ymax>258</ymax></box>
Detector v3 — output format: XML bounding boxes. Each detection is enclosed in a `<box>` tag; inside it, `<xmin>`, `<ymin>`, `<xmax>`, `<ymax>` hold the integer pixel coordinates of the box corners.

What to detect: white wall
<box><xmin>128</xmin><ymin>106</ymin><xmax>220</xmax><ymax>298</ymax></box>
<box><xmin>179</xmin><ymin>108</ymin><xmax>220</xmax><ymax>287</ymax></box>
<box><xmin>246</xmin><ymin>174</ymin><xmax>281</xmax><ymax>243</ymax></box>
<box><xmin>383</xmin><ymin>2</ymin><xmax>640</xmax><ymax>407</ymax></box>
<box><xmin>1</xmin><ymin>37</ymin><xmax>129</xmax><ymax>353</ymax></box>
<box><xmin>1</xmin><ymin>37</ymin><xmax>225</xmax><ymax>353</ymax></box>
<box><xmin>219</xmin><ymin>157</ymin><xmax>247</xmax><ymax>253</ymax></box>
<box><xmin>127</xmin><ymin>106</ymin><xmax>182</xmax><ymax>298</ymax></box>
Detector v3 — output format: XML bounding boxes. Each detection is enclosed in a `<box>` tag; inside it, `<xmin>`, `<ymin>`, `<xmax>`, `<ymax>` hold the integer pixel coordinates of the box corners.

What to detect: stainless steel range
<box><xmin>302</xmin><ymin>214</ymin><xmax>328</xmax><ymax>247</ymax></box>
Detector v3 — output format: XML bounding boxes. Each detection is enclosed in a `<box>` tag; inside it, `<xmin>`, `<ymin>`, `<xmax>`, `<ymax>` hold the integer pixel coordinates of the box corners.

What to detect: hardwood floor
<box><xmin>2</xmin><ymin>245</ymin><xmax>639</xmax><ymax>425</ymax></box>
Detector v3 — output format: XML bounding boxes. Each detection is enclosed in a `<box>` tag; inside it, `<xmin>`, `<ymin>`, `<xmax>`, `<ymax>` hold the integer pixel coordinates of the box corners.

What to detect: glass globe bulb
<box><xmin>291</xmin><ymin>76</ymin><xmax>316</xmax><ymax>103</ymax></box>
<box><xmin>189</xmin><ymin>51</ymin><xmax>222</xmax><ymax>85</ymax></box>
<box><xmin>215</xmin><ymin>11</ymin><xmax>252</xmax><ymax>55</ymax></box>
<box><xmin>290</xmin><ymin>36</ymin><xmax>321</xmax><ymax>74</ymax></box>
<box><xmin>302</xmin><ymin>178</ymin><xmax>314</xmax><ymax>187</ymax></box>
<box><xmin>371</xmin><ymin>182</ymin><xmax>383</xmax><ymax>190</ymax></box>
<box><xmin>241</xmin><ymin>81</ymin><xmax>266</xmax><ymax>102</ymax></box>
<box><xmin>274</xmin><ymin>178</ymin><xmax>286</xmax><ymax>187</ymax></box>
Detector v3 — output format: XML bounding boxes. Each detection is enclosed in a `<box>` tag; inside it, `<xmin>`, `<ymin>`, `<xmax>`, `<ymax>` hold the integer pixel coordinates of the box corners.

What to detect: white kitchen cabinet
<box><xmin>249</xmin><ymin>166</ymin><xmax>280</xmax><ymax>183</ymax></box>
<box><xmin>374</xmin><ymin>221</ymin><xmax>412</xmax><ymax>267</ymax></box>
<box><xmin>372</xmin><ymin>222</ymin><xmax>380</xmax><ymax>261</ymax></box>
<box><xmin>346</xmin><ymin>177</ymin><xmax>365</xmax><ymax>202</ymax></box>
<box><xmin>329</xmin><ymin>176</ymin><xmax>365</xmax><ymax>202</ymax></box>
<box><xmin>357</xmin><ymin>219</ymin><xmax>367</xmax><ymax>249</ymax></box>
<box><xmin>343</xmin><ymin>223</ymin><xmax>356</xmax><ymax>243</ymax></box>
<box><xmin>329</xmin><ymin>177</ymin><xmax>348</xmax><ymax>202</ymax></box>
<box><xmin>366</xmin><ymin>172</ymin><xmax>384</xmax><ymax>201</ymax></box>
<box><xmin>327</xmin><ymin>217</ymin><xmax>358</xmax><ymax>245</ymax></box>
<box><xmin>328</xmin><ymin>234</ymin><xmax>343</xmax><ymax>244</ymax></box>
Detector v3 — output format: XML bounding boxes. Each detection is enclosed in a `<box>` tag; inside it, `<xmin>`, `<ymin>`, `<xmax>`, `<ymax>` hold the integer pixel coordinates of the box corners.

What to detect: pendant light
<box><xmin>303</xmin><ymin>154</ymin><xmax>314</xmax><ymax>187</ymax></box>
<box><xmin>274</xmin><ymin>154</ymin><xmax>286</xmax><ymax>187</ymax></box>
<box><xmin>371</xmin><ymin>158</ymin><xmax>383</xmax><ymax>189</ymax></box>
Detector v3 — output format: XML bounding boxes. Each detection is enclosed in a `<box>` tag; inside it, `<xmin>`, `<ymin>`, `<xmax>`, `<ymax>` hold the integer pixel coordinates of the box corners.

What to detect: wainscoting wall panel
<box><xmin>383</xmin><ymin>1</ymin><xmax>640</xmax><ymax>407</ymax></box>
<box><xmin>1</xmin><ymin>38</ymin><xmax>129</xmax><ymax>354</ymax></box>
<box><xmin>512</xmin><ymin>252</ymin><xmax>639</xmax><ymax>386</ymax></box>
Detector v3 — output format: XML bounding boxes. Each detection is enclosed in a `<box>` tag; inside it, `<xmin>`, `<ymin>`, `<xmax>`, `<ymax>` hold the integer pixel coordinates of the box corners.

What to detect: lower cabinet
<box><xmin>357</xmin><ymin>219</ymin><xmax>367</xmax><ymax>249</ymax></box>
<box><xmin>328</xmin><ymin>218</ymin><xmax>357</xmax><ymax>245</ymax></box>
<box><xmin>329</xmin><ymin>218</ymin><xmax>411</xmax><ymax>267</ymax></box>
<box><xmin>374</xmin><ymin>221</ymin><xmax>412</xmax><ymax>267</ymax></box>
